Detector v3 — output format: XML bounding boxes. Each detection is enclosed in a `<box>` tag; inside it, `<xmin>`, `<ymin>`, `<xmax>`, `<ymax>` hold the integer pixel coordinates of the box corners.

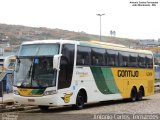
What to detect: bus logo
<box><xmin>76</xmin><ymin>71</ymin><xmax>88</xmax><ymax>78</ymax></box>
<box><xmin>61</xmin><ymin>93</ymin><xmax>73</xmax><ymax>103</ymax></box>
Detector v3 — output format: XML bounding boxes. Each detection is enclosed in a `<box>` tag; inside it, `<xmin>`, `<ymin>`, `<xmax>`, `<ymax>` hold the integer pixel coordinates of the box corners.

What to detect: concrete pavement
<box><xmin>0</xmin><ymin>93</ymin><xmax>14</xmax><ymax>104</ymax></box>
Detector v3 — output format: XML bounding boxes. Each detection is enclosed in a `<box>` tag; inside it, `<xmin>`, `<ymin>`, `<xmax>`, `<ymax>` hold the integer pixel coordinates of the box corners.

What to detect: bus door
<box><xmin>58</xmin><ymin>44</ymin><xmax>75</xmax><ymax>90</ymax></box>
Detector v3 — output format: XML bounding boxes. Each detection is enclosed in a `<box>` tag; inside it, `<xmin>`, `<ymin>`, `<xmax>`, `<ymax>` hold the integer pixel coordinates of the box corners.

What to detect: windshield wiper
<box><xmin>28</xmin><ymin>64</ymin><xmax>33</xmax><ymax>78</ymax></box>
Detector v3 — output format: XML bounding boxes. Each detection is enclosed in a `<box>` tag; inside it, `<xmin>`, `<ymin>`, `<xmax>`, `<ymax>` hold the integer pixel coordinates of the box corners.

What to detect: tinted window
<box><xmin>138</xmin><ymin>54</ymin><xmax>146</xmax><ymax>68</ymax></box>
<box><xmin>129</xmin><ymin>53</ymin><xmax>138</xmax><ymax>67</ymax></box>
<box><xmin>91</xmin><ymin>48</ymin><xmax>106</xmax><ymax>66</ymax></box>
<box><xmin>77</xmin><ymin>46</ymin><xmax>91</xmax><ymax>65</ymax></box>
<box><xmin>61</xmin><ymin>44</ymin><xmax>74</xmax><ymax>64</ymax></box>
<box><xmin>58</xmin><ymin>44</ymin><xmax>75</xmax><ymax>89</ymax></box>
<box><xmin>146</xmin><ymin>55</ymin><xmax>153</xmax><ymax>68</ymax></box>
<box><xmin>119</xmin><ymin>51</ymin><xmax>129</xmax><ymax>67</ymax></box>
<box><xmin>107</xmin><ymin>50</ymin><xmax>118</xmax><ymax>67</ymax></box>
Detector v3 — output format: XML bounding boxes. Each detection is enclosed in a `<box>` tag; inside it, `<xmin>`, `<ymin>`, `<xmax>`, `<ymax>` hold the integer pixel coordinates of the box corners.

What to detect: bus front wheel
<box><xmin>73</xmin><ymin>91</ymin><xmax>84</xmax><ymax>110</ymax></box>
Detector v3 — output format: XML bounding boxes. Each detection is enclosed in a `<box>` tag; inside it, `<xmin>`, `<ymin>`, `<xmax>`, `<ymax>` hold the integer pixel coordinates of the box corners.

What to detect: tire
<box><xmin>73</xmin><ymin>91</ymin><xmax>84</xmax><ymax>110</ymax></box>
<box><xmin>39</xmin><ymin>106</ymin><xmax>49</xmax><ymax>111</ymax></box>
<box><xmin>137</xmin><ymin>90</ymin><xmax>143</xmax><ymax>101</ymax></box>
<box><xmin>130</xmin><ymin>88</ymin><xmax>137</xmax><ymax>102</ymax></box>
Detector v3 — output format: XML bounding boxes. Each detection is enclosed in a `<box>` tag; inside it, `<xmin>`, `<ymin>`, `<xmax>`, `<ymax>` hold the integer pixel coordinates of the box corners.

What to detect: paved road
<box><xmin>1</xmin><ymin>93</ymin><xmax>160</xmax><ymax>120</ymax></box>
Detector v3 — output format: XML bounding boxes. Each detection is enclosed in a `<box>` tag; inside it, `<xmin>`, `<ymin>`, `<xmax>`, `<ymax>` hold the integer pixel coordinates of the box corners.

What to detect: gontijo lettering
<box><xmin>118</xmin><ymin>70</ymin><xmax>139</xmax><ymax>77</ymax></box>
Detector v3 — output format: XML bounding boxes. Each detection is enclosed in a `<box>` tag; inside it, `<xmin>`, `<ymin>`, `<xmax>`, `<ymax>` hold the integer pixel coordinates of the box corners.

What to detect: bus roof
<box><xmin>21</xmin><ymin>39</ymin><xmax>153</xmax><ymax>55</ymax></box>
<box><xmin>80</xmin><ymin>41</ymin><xmax>153</xmax><ymax>55</ymax></box>
<box><xmin>22</xmin><ymin>40</ymin><xmax>79</xmax><ymax>45</ymax></box>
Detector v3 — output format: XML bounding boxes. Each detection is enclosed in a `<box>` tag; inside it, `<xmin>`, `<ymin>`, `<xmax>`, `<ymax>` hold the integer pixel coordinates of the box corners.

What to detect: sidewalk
<box><xmin>0</xmin><ymin>93</ymin><xmax>14</xmax><ymax>104</ymax></box>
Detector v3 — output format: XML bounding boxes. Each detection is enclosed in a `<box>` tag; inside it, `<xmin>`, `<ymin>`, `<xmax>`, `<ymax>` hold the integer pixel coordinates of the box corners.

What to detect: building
<box><xmin>138</xmin><ymin>39</ymin><xmax>159</xmax><ymax>48</ymax></box>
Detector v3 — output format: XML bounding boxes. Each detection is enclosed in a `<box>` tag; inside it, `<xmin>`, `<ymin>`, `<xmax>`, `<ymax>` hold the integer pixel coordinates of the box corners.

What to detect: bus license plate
<box><xmin>28</xmin><ymin>99</ymin><xmax>35</xmax><ymax>102</ymax></box>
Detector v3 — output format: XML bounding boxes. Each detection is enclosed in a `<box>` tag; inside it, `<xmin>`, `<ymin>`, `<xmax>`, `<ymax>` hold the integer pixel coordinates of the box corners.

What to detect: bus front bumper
<box><xmin>14</xmin><ymin>94</ymin><xmax>60</xmax><ymax>106</ymax></box>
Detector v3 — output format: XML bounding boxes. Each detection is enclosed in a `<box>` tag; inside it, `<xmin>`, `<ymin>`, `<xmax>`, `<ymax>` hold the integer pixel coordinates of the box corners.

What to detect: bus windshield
<box><xmin>19</xmin><ymin>44</ymin><xmax>59</xmax><ymax>56</ymax></box>
<box><xmin>14</xmin><ymin>44</ymin><xmax>59</xmax><ymax>88</ymax></box>
<box><xmin>14</xmin><ymin>57</ymin><xmax>57</xmax><ymax>88</ymax></box>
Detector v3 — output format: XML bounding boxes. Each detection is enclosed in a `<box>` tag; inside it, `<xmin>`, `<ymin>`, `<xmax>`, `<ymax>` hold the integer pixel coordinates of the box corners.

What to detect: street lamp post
<box><xmin>96</xmin><ymin>13</ymin><xmax>105</xmax><ymax>41</ymax></box>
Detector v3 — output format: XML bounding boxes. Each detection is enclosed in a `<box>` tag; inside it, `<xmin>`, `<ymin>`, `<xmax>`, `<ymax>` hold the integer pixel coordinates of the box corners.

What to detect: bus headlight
<box><xmin>44</xmin><ymin>90</ymin><xmax>57</xmax><ymax>95</ymax></box>
<box><xmin>13</xmin><ymin>90</ymin><xmax>19</xmax><ymax>95</ymax></box>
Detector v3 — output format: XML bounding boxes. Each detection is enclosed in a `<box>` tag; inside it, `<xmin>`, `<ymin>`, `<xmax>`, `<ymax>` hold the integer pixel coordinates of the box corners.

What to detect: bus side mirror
<box><xmin>53</xmin><ymin>54</ymin><xmax>62</xmax><ymax>70</ymax></box>
<box><xmin>15</xmin><ymin>56</ymin><xmax>20</xmax><ymax>72</ymax></box>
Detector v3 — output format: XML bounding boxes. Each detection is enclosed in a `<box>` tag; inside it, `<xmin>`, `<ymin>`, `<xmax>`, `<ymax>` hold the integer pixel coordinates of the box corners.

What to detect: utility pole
<box><xmin>96</xmin><ymin>13</ymin><xmax>105</xmax><ymax>41</ymax></box>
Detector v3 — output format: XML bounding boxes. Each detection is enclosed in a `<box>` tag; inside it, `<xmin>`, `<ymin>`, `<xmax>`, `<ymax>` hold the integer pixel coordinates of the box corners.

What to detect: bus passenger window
<box><xmin>119</xmin><ymin>52</ymin><xmax>129</xmax><ymax>67</ymax></box>
<box><xmin>129</xmin><ymin>53</ymin><xmax>138</xmax><ymax>67</ymax></box>
<box><xmin>146</xmin><ymin>55</ymin><xmax>153</xmax><ymax>68</ymax></box>
<box><xmin>107</xmin><ymin>50</ymin><xmax>118</xmax><ymax>67</ymax></box>
<box><xmin>91</xmin><ymin>48</ymin><xmax>105</xmax><ymax>66</ymax></box>
<box><xmin>76</xmin><ymin>46</ymin><xmax>91</xmax><ymax>65</ymax></box>
<box><xmin>138</xmin><ymin>54</ymin><xmax>146</xmax><ymax>68</ymax></box>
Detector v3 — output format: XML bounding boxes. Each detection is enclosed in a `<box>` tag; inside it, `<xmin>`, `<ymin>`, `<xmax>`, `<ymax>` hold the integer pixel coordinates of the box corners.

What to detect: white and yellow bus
<box><xmin>12</xmin><ymin>40</ymin><xmax>154</xmax><ymax>110</ymax></box>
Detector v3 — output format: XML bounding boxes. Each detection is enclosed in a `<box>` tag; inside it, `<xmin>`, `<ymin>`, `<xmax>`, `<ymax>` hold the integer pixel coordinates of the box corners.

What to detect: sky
<box><xmin>0</xmin><ymin>0</ymin><xmax>159</xmax><ymax>40</ymax></box>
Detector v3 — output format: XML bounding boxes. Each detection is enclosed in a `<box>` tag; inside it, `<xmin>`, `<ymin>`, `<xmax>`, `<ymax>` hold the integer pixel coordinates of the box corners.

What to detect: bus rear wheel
<box><xmin>130</xmin><ymin>88</ymin><xmax>137</xmax><ymax>102</ymax></box>
<box><xmin>137</xmin><ymin>90</ymin><xmax>143</xmax><ymax>101</ymax></box>
<box><xmin>73</xmin><ymin>91</ymin><xmax>84</xmax><ymax>110</ymax></box>
<box><xmin>137</xmin><ymin>87</ymin><xmax>144</xmax><ymax>101</ymax></box>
